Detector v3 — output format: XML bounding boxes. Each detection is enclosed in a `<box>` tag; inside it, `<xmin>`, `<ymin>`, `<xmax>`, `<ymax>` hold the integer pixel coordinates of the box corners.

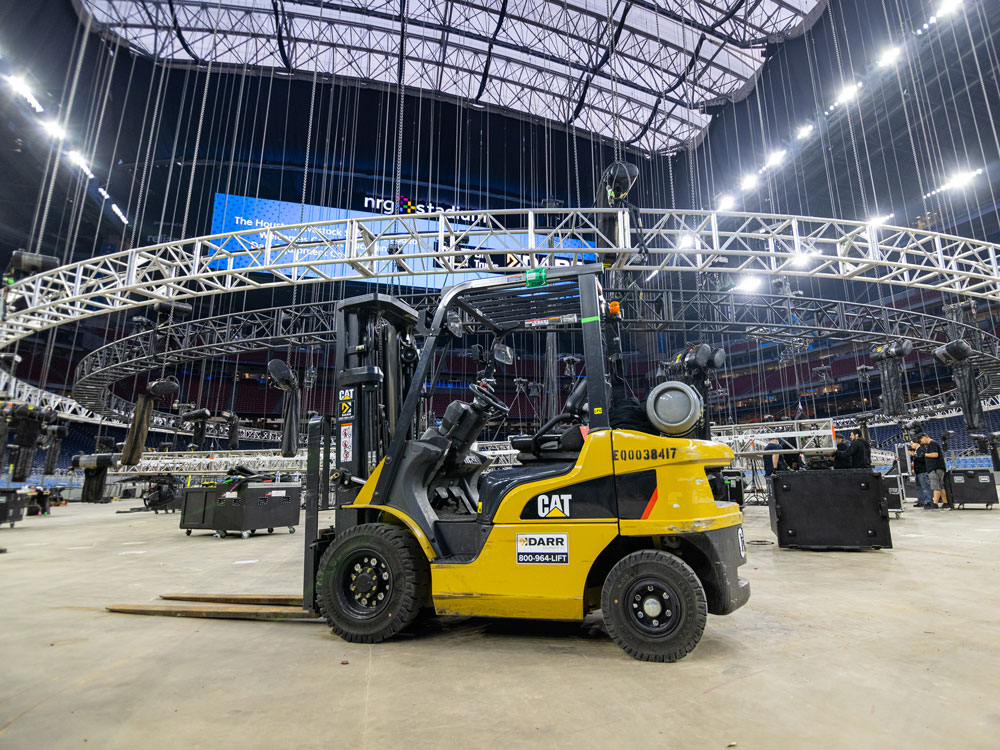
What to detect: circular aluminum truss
<box><xmin>4</xmin><ymin>208</ymin><xmax>1000</xmax><ymax>428</ymax></box>
<box><xmin>71</xmin><ymin>288</ymin><xmax>1000</xmax><ymax>427</ymax></box>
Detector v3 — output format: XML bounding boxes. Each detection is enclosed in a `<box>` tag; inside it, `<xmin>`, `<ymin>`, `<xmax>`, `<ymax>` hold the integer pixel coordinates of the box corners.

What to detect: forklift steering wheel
<box><xmin>470</xmin><ymin>383</ymin><xmax>510</xmax><ymax>414</ymax></box>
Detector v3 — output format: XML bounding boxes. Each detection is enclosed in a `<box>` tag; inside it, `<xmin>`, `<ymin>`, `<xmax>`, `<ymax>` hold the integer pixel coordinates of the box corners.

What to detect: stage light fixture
<box><xmin>717</xmin><ymin>195</ymin><xmax>736</xmax><ymax>211</ymax></box>
<box><xmin>933</xmin><ymin>339</ymin><xmax>973</xmax><ymax>365</ymax></box>
<box><xmin>740</xmin><ymin>174</ymin><xmax>758</xmax><ymax>192</ymax></box>
<box><xmin>735</xmin><ymin>277</ymin><xmax>761</xmax><ymax>293</ymax></box>
<box><xmin>796</xmin><ymin>124</ymin><xmax>814</xmax><ymax>140</ymax></box>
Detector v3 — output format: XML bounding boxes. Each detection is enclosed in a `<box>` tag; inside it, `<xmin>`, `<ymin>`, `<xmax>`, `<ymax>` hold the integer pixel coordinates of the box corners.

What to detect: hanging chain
<box><xmin>393</xmin><ymin>0</ymin><xmax>408</xmax><ymax>205</ymax></box>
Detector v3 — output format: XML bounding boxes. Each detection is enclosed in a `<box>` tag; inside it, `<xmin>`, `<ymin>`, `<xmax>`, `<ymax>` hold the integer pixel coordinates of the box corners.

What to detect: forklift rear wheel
<box><xmin>601</xmin><ymin>550</ymin><xmax>707</xmax><ymax>662</ymax></box>
<box><xmin>316</xmin><ymin>523</ymin><xmax>430</xmax><ymax>644</ymax></box>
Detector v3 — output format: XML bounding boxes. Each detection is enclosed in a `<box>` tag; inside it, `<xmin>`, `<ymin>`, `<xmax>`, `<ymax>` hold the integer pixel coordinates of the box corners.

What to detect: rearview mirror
<box><xmin>493</xmin><ymin>343</ymin><xmax>515</xmax><ymax>365</ymax></box>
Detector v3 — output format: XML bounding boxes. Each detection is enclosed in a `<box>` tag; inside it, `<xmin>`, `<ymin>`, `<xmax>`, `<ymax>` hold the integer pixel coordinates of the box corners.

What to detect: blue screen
<box><xmin>209</xmin><ymin>193</ymin><xmax>596</xmax><ymax>289</ymax></box>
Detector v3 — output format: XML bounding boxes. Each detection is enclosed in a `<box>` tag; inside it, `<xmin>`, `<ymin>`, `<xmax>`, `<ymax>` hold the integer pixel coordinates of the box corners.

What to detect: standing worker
<box><xmin>833</xmin><ymin>434</ymin><xmax>852</xmax><ymax>469</ymax></box>
<box><xmin>846</xmin><ymin>429</ymin><xmax>872</xmax><ymax>469</ymax></box>
<box><xmin>908</xmin><ymin>437</ymin><xmax>932</xmax><ymax>508</ymax></box>
<box><xmin>920</xmin><ymin>433</ymin><xmax>951</xmax><ymax>509</ymax></box>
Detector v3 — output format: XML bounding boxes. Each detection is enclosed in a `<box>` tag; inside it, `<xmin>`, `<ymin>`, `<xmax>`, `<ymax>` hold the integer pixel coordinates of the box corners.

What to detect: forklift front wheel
<box><xmin>315</xmin><ymin>523</ymin><xmax>430</xmax><ymax>644</ymax></box>
<box><xmin>601</xmin><ymin>550</ymin><xmax>708</xmax><ymax>663</ymax></box>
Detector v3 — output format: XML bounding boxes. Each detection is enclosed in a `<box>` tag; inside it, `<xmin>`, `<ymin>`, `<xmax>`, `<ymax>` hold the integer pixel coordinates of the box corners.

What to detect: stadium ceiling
<box><xmin>73</xmin><ymin>0</ymin><xmax>826</xmax><ymax>153</ymax></box>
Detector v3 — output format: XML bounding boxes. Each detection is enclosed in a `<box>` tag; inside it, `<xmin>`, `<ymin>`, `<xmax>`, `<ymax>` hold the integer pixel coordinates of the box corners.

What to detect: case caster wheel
<box><xmin>288</xmin><ymin>526</ymin><xmax>295</xmax><ymax>534</ymax></box>
<box><xmin>9</xmin><ymin>523</ymin><xmax>14</xmax><ymax>528</ymax></box>
<box><xmin>267</xmin><ymin>528</ymin><xmax>274</xmax><ymax>534</ymax></box>
<box><xmin>249</xmin><ymin>530</ymin><xmax>257</xmax><ymax>536</ymax></box>
<box><xmin>216</xmin><ymin>530</ymin><xmax>227</xmax><ymax>538</ymax></box>
<box><xmin>185</xmin><ymin>529</ymin><xmax>192</xmax><ymax>536</ymax></box>
<box><xmin>241</xmin><ymin>531</ymin><xmax>250</xmax><ymax>540</ymax></box>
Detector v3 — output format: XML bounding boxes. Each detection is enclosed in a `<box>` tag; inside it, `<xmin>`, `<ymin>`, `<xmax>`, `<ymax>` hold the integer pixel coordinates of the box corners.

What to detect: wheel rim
<box><xmin>623</xmin><ymin>577</ymin><xmax>682</xmax><ymax>637</ymax></box>
<box><xmin>335</xmin><ymin>549</ymin><xmax>393</xmax><ymax>619</ymax></box>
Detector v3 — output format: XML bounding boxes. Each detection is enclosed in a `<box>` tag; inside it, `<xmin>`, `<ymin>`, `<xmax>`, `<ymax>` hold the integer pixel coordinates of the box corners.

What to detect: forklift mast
<box><xmin>330</xmin><ymin>293</ymin><xmax>419</xmax><ymax>507</ymax></box>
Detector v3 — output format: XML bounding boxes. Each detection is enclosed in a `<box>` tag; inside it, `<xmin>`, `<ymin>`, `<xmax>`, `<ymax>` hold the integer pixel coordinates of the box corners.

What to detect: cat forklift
<box><xmin>107</xmin><ymin>266</ymin><xmax>748</xmax><ymax>661</ymax></box>
<box><xmin>306</xmin><ymin>265</ymin><xmax>749</xmax><ymax>662</ymax></box>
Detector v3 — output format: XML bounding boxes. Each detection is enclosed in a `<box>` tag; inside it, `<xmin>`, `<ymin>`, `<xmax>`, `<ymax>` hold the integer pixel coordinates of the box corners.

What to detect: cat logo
<box><xmin>537</xmin><ymin>493</ymin><xmax>571</xmax><ymax>518</ymax></box>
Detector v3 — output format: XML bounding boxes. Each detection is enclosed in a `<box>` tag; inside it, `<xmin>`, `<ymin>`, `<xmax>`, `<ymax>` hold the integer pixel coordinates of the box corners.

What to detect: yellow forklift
<box><xmin>108</xmin><ymin>266</ymin><xmax>747</xmax><ymax>661</ymax></box>
<box><xmin>305</xmin><ymin>266</ymin><xmax>749</xmax><ymax>661</ymax></box>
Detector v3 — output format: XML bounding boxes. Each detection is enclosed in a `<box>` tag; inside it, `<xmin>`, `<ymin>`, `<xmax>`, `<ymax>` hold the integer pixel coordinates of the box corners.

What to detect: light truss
<box><xmin>6</xmin><ymin>208</ymin><xmax>1000</xmax><ymax>430</ymax></box>
<box><xmin>111</xmin><ymin>441</ymin><xmax>519</xmax><ymax>476</ymax></box>
<box><xmin>71</xmin><ymin>287</ymin><xmax>1000</xmax><ymax>425</ymax></box>
<box><xmin>711</xmin><ymin>418</ymin><xmax>895</xmax><ymax>470</ymax></box>
<box><xmin>0</xmin><ymin>365</ymin><xmax>281</xmax><ymax>442</ymax></box>
<box><xmin>5</xmin><ymin>208</ymin><xmax>1000</xmax><ymax>350</ymax></box>
<box><xmin>72</xmin><ymin>0</ymin><xmax>825</xmax><ymax>151</ymax></box>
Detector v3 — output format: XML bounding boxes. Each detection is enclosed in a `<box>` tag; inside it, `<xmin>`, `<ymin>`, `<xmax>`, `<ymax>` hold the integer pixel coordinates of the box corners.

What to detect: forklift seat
<box><xmin>478</xmin><ymin>461</ymin><xmax>576</xmax><ymax>522</ymax></box>
<box><xmin>510</xmin><ymin>424</ymin><xmax>587</xmax><ymax>463</ymax></box>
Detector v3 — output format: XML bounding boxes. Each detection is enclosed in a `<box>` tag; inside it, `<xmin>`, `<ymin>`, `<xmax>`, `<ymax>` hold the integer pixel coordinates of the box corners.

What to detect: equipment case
<box><xmin>769</xmin><ymin>469</ymin><xmax>893</xmax><ymax>550</ymax></box>
<box><xmin>181</xmin><ymin>482</ymin><xmax>301</xmax><ymax>537</ymax></box>
<box><xmin>948</xmin><ymin>469</ymin><xmax>997</xmax><ymax>509</ymax></box>
<box><xmin>0</xmin><ymin>489</ymin><xmax>26</xmax><ymax>527</ymax></box>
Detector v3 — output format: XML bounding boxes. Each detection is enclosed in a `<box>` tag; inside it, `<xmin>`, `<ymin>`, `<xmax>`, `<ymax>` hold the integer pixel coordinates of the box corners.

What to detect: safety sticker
<box><xmin>340</xmin><ymin>424</ymin><xmax>353</xmax><ymax>463</ymax></box>
<box><xmin>516</xmin><ymin>533</ymin><xmax>568</xmax><ymax>564</ymax></box>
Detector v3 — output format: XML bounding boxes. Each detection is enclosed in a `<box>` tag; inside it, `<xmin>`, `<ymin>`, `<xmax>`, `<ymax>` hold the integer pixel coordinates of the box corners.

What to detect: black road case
<box><xmin>948</xmin><ymin>469</ymin><xmax>997</xmax><ymax>508</ymax></box>
<box><xmin>181</xmin><ymin>482</ymin><xmax>301</xmax><ymax>538</ymax></box>
<box><xmin>769</xmin><ymin>469</ymin><xmax>893</xmax><ymax>550</ymax></box>
<box><xmin>180</xmin><ymin>486</ymin><xmax>220</xmax><ymax>533</ymax></box>
<box><xmin>0</xmin><ymin>489</ymin><xmax>26</xmax><ymax>528</ymax></box>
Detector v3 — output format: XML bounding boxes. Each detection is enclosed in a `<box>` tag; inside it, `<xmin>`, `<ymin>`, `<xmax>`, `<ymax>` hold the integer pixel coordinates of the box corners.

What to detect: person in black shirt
<box><xmin>846</xmin><ymin>429</ymin><xmax>872</xmax><ymax>469</ymax></box>
<box><xmin>833</xmin><ymin>435</ymin><xmax>852</xmax><ymax>469</ymax></box>
<box><xmin>763</xmin><ymin>438</ymin><xmax>788</xmax><ymax>476</ymax></box>
<box><xmin>919</xmin><ymin>433</ymin><xmax>950</xmax><ymax>509</ymax></box>
<box><xmin>909</xmin><ymin>437</ymin><xmax>932</xmax><ymax>507</ymax></box>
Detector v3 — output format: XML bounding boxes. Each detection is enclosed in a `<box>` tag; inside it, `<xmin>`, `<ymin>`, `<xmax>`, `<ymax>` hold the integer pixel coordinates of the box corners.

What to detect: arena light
<box><xmin>791</xmin><ymin>250</ymin><xmax>816</xmax><ymax>267</ymax></box>
<box><xmin>735</xmin><ymin>276</ymin><xmax>761</xmax><ymax>293</ymax></box>
<box><xmin>765</xmin><ymin>150</ymin><xmax>787</xmax><ymax>169</ymax></box>
<box><xmin>868</xmin><ymin>213</ymin><xmax>894</xmax><ymax>227</ymax></box>
<box><xmin>877</xmin><ymin>47</ymin><xmax>901</xmax><ymax>68</ymax></box>
<box><xmin>923</xmin><ymin>168</ymin><xmax>983</xmax><ymax>198</ymax></box>
<box><xmin>110</xmin><ymin>203</ymin><xmax>128</xmax><ymax>225</ymax></box>
<box><xmin>796</xmin><ymin>124</ymin><xmax>814</xmax><ymax>140</ymax></box>
<box><xmin>717</xmin><ymin>194</ymin><xmax>736</xmax><ymax>211</ymax></box>
<box><xmin>97</xmin><ymin>187</ymin><xmax>109</xmax><ymax>199</ymax></box>
<box><xmin>936</xmin><ymin>0</ymin><xmax>962</xmax><ymax>16</ymax></box>
<box><xmin>835</xmin><ymin>82</ymin><xmax>863</xmax><ymax>106</ymax></box>
<box><xmin>740</xmin><ymin>174</ymin><xmax>759</xmax><ymax>192</ymax></box>
<box><xmin>42</xmin><ymin>120</ymin><xmax>66</xmax><ymax>140</ymax></box>
<box><xmin>67</xmin><ymin>150</ymin><xmax>94</xmax><ymax>179</ymax></box>
<box><xmin>6</xmin><ymin>74</ymin><xmax>44</xmax><ymax>113</ymax></box>
<box><xmin>677</xmin><ymin>233</ymin><xmax>696</xmax><ymax>249</ymax></box>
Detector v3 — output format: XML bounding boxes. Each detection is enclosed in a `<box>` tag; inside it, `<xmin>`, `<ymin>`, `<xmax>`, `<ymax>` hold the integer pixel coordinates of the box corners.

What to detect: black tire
<box><xmin>601</xmin><ymin>550</ymin><xmax>707</xmax><ymax>663</ymax></box>
<box><xmin>315</xmin><ymin>523</ymin><xmax>430</xmax><ymax>644</ymax></box>
<box><xmin>185</xmin><ymin>529</ymin><xmax>192</xmax><ymax>536</ymax></box>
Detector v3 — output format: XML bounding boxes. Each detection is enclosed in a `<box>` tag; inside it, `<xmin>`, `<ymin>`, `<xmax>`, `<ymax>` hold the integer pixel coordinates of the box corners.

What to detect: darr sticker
<box><xmin>516</xmin><ymin>533</ymin><xmax>568</xmax><ymax>564</ymax></box>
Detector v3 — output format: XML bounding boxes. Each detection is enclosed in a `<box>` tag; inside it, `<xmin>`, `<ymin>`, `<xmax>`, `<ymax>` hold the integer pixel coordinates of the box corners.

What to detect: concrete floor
<box><xmin>1</xmin><ymin>500</ymin><xmax>999</xmax><ymax>749</ymax></box>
